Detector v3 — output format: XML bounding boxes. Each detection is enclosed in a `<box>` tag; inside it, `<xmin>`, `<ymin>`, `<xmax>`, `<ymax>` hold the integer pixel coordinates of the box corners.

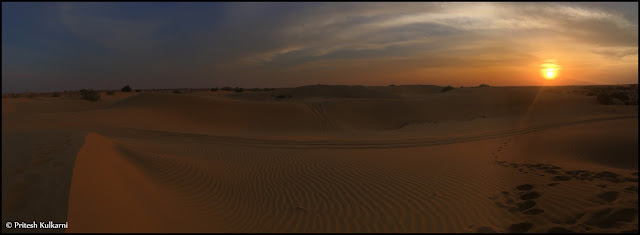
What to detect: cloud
<box><xmin>59</xmin><ymin>3</ymin><xmax>162</xmax><ymax>55</ymax></box>
<box><xmin>232</xmin><ymin>2</ymin><xmax>637</xmax><ymax>70</ymax></box>
<box><xmin>2</xmin><ymin>2</ymin><xmax>638</xmax><ymax>92</ymax></box>
<box><xmin>591</xmin><ymin>48</ymin><xmax>639</xmax><ymax>60</ymax></box>
<box><xmin>494</xmin><ymin>2</ymin><xmax>638</xmax><ymax>47</ymax></box>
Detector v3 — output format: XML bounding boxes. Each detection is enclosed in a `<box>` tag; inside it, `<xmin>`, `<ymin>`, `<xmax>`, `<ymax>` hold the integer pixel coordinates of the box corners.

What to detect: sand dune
<box><xmin>2</xmin><ymin>85</ymin><xmax>637</xmax><ymax>232</ymax></box>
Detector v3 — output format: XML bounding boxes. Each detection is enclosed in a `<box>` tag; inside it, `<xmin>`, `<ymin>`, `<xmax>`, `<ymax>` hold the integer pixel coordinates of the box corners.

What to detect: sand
<box><xmin>2</xmin><ymin>85</ymin><xmax>637</xmax><ymax>233</ymax></box>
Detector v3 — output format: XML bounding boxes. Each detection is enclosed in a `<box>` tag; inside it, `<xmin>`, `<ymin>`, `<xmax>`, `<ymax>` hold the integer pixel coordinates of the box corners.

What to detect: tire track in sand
<box><xmin>100</xmin><ymin>115</ymin><xmax>637</xmax><ymax>149</ymax></box>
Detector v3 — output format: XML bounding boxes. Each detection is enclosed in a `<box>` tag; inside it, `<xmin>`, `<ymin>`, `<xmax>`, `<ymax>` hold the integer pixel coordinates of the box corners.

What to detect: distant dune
<box><xmin>2</xmin><ymin>85</ymin><xmax>637</xmax><ymax>233</ymax></box>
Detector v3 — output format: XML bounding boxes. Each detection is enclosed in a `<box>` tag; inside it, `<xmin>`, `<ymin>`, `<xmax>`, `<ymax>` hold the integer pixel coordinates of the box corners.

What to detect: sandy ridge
<box><xmin>98</xmin><ymin>115</ymin><xmax>637</xmax><ymax>149</ymax></box>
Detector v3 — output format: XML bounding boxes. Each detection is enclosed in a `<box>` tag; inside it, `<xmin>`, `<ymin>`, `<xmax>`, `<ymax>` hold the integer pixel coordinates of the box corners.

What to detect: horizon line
<box><xmin>3</xmin><ymin>83</ymin><xmax>639</xmax><ymax>95</ymax></box>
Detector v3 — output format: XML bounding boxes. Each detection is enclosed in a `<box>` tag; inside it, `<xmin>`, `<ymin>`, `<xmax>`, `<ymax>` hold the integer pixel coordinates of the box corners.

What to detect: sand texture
<box><xmin>2</xmin><ymin>85</ymin><xmax>638</xmax><ymax>233</ymax></box>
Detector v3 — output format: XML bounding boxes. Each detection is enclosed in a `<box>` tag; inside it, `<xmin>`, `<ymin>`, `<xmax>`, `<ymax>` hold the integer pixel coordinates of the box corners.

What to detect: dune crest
<box><xmin>66</xmin><ymin>132</ymin><xmax>217</xmax><ymax>233</ymax></box>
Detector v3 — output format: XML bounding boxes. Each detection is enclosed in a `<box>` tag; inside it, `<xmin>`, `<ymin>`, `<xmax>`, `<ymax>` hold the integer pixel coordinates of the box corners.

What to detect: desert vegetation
<box><xmin>274</xmin><ymin>94</ymin><xmax>293</xmax><ymax>99</ymax></box>
<box><xmin>576</xmin><ymin>85</ymin><xmax>639</xmax><ymax>105</ymax></box>
<box><xmin>441</xmin><ymin>86</ymin><xmax>455</xmax><ymax>92</ymax></box>
<box><xmin>80</xmin><ymin>89</ymin><xmax>101</xmax><ymax>101</ymax></box>
<box><xmin>106</xmin><ymin>91</ymin><xmax>115</xmax><ymax>95</ymax></box>
<box><xmin>597</xmin><ymin>93</ymin><xmax>613</xmax><ymax>105</ymax></box>
<box><xmin>121</xmin><ymin>85</ymin><xmax>132</xmax><ymax>92</ymax></box>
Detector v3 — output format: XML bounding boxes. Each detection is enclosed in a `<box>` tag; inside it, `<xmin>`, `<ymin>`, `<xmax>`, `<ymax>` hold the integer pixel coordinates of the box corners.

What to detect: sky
<box><xmin>2</xmin><ymin>2</ymin><xmax>638</xmax><ymax>93</ymax></box>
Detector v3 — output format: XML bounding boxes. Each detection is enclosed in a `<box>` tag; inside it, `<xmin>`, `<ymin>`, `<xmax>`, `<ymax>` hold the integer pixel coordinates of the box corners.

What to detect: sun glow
<box><xmin>544</xmin><ymin>69</ymin><xmax>556</xmax><ymax>79</ymax></box>
<box><xmin>540</xmin><ymin>60</ymin><xmax>560</xmax><ymax>80</ymax></box>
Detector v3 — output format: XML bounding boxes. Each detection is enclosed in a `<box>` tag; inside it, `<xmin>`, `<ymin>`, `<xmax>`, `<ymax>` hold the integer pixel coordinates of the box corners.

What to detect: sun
<box><xmin>540</xmin><ymin>60</ymin><xmax>560</xmax><ymax>80</ymax></box>
<box><xmin>544</xmin><ymin>69</ymin><xmax>556</xmax><ymax>80</ymax></box>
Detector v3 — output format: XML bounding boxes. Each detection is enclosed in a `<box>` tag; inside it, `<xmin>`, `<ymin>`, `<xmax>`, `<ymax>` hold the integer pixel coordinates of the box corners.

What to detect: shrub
<box><xmin>27</xmin><ymin>93</ymin><xmax>36</xmax><ymax>98</ymax></box>
<box><xmin>173</xmin><ymin>90</ymin><xmax>181</xmax><ymax>94</ymax></box>
<box><xmin>234</xmin><ymin>87</ymin><xmax>244</xmax><ymax>92</ymax></box>
<box><xmin>135</xmin><ymin>89</ymin><xmax>141</xmax><ymax>92</ymax></box>
<box><xmin>586</xmin><ymin>91</ymin><xmax>597</xmax><ymax>96</ymax></box>
<box><xmin>106</xmin><ymin>91</ymin><xmax>115</xmax><ymax>95</ymax></box>
<box><xmin>389</xmin><ymin>84</ymin><xmax>396</xmax><ymax>86</ymax></box>
<box><xmin>597</xmin><ymin>93</ymin><xmax>612</xmax><ymax>105</ymax></box>
<box><xmin>52</xmin><ymin>92</ymin><xmax>61</xmax><ymax>97</ymax></box>
<box><xmin>478</xmin><ymin>84</ymin><xmax>490</xmax><ymax>87</ymax></box>
<box><xmin>275</xmin><ymin>94</ymin><xmax>292</xmax><ymax>99</ymax></box>
<box><xmin>441</xmin><ymin>86</ymin><xmax>454</xmax><ymax>92</ymax></box>
<box><xmin>80</xmin><ymin>89</ymin><xmax>100</xmax><ymax>101</ymax></box>
<box><xmin>121</xmin><ymin>85</ymin><xmax>132</xmax><ymax>92</ymax></box>
<box><xmin>10</xmin><ymin>93</ymin><xmax>20</xmax><ymax>98</ymax></box>
<box><xmin>211</xmin><ymin>87</ymin><xmax>219</xmax><ymax>91</ymax></box>
<box><xmin>610</xmin><ymin>92</ymin><xmax>629</xmax><ymax>101</ymax></box>
<box><xmin>221</xmin><ymin>87</ymin><xmax>233</xmax><ymax>91</ymax></box>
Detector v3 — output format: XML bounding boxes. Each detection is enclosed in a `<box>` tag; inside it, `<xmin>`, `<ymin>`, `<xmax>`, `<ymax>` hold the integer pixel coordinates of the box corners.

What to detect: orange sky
<box><xmin>2</xmin><ymin>2</ymin><xmax>638</xmax><ymax>93</ymax></box>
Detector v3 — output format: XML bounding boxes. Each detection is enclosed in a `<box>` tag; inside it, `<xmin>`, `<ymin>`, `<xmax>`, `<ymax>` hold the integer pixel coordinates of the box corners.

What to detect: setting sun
<box><xmin>541</xmin><ymin>60</ymin><xmax>560</xmax><ymax>80</ymax></box>
<box><xmin>544</xmin><ymin>69</ymin><xmax>556</xmax><ymax>79</ymax></box>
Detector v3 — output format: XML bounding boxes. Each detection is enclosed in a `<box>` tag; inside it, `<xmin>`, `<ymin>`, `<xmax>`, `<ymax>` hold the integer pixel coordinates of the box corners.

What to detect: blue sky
<box><xmin>2</xmin><ymin>2</ymin><xmax>638</xmax><ymax>93</ymax></box>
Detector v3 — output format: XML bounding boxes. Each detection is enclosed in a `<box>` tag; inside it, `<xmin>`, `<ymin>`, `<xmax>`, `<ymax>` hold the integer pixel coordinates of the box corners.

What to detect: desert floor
<box><xmin>2</xmin><ymin>85</ymin><xmax>638</xmax><ymax>233</ymax></box>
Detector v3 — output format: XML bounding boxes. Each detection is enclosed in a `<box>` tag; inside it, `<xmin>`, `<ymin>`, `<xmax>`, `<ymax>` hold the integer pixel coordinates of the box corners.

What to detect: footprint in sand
<box><xmin>474</xmin><ymin>226</ymin><xmax>497</xmax><ymax>233</ymax></box>
<box><xmin>623</xmin><ymin>177</ymin><xmax>638</xmax><ymax>182</ymax></box>
<box><xmin>545</xmin><ymin>169</ymin><xmax>560</xmax><ymax>174</ymax></box>
<box><xmin>552</xmin><ymin>175</ymin><xmax>572</xmax><ymax>181</ymax></box>
<box><xmin>519</xmin><ymin>191</ymin><xmax>541</xmax><ymax>200</ymax></box>
<box><xmin>517</xmin><ymin>200</ymin><xmax>536</xmax><ymax>212</ymax></box>
<box><xmin>584</xmin><ymin>207</ymin><xmax>638</xmax><ymax>229</ymax></box>
<box><xmin>552</xmin><ymin>212</ymin><xmax>586</xmax><ymax>225</ymax></box>
<box><xmin>516</xmin><ymin>184</ymin><xmax>533</xmax><ymax>191</ymax></box>
<box><xmin>547</xmin><ymin>227</ymin><xmax>575</xmax><ymax>233</ymax></box>
<box><xmin>592</xmin><ymin>171</ymin><xmax>626</xmax><ymax>183</ymax></box>
<box><xmin>492</xmin><ymin>160</ymin><xmax>637</xmax><ymax>231</ymax></box>
<box><xmin>493</xmin><ymin>185</ymin><xmax>545</xmax><ymax>217</ymax></box>
<box><xmin>507</xmin><ymin>222</ymin><xmax>533</xmax><ymax>233</ymax></box>
<box><xmin>597</xmin><ymin>191</ymin><xmax>619</xmax><ymax>203</ymax></box>
<box><xmin>522</xmin><ymin>208</ymin><xmax>544</xmax><ymax>215</ymax></box>
<box><xmin>623</xmin><ymin>185</ymin><xmax>637</xmax><ymax>194</ymax></box>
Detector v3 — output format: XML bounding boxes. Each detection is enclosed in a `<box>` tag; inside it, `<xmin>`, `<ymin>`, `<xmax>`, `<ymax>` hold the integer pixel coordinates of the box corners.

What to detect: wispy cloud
<box><xmin>592</xmin><ymin>48</ymin><xmax>639</xmax><ymax>60</ymax></box>
<box><xmin>1</xmin><ymin>2</ymin><xmax>638</xmax><ymax>92</ymax></box>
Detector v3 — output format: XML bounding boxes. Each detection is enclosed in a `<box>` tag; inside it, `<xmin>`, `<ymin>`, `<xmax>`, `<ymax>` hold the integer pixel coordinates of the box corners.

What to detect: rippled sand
<box><xmin>3</xmin><ymin>85</ymin><xmax>638</xmax><ymax>232</ymax></box>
